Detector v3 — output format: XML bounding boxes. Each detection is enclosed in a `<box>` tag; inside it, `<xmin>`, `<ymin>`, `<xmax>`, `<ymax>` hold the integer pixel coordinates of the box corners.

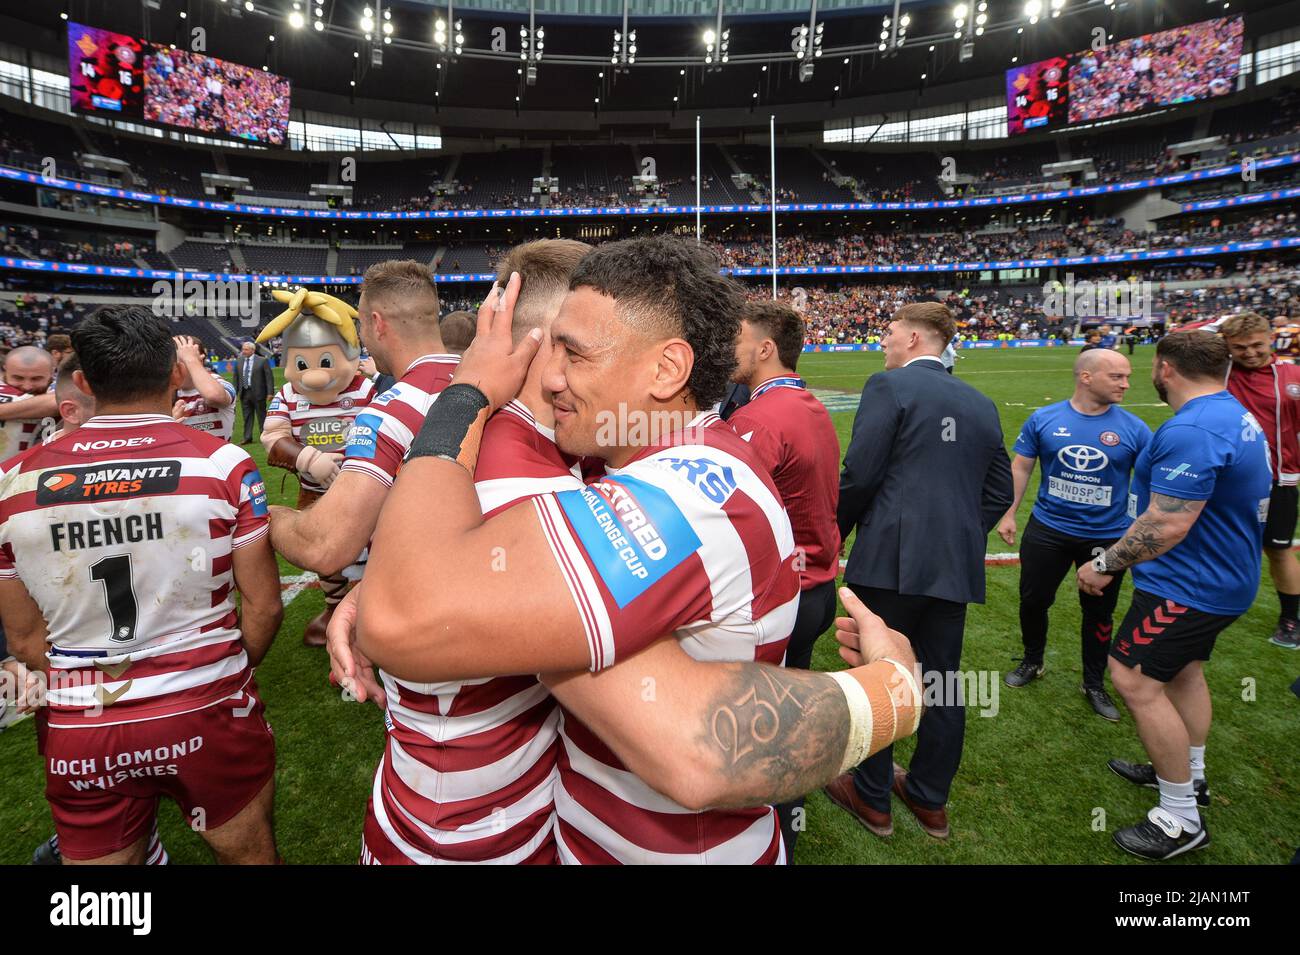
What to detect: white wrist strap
<box><xmin>828</xmin><ymin>670</ymin><xmax>875</xmax><ymax>776</ymax></box>
<box><xmin>828</xmin><ymin>660</ymin><xmax>924</xmax><ymax>775</ymax></box>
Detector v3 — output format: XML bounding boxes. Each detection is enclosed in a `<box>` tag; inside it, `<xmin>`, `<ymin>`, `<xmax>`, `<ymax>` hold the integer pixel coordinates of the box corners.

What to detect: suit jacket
<box><xmin>837</xmin><ymin>357</ymin><xmax>1013</xmax><ymax>605</ymax></box>
<box><xmin>234</xmin><ymin>354</ymin><xmax>275</xmax><ymax>403</ymax></box>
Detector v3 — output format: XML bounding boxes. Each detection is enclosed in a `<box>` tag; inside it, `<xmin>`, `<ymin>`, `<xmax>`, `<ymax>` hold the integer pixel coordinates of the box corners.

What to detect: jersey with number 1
<box><xmin>0</xmin><ymin>414</ymin><xmax>270</xmax><ymax>728</ymax></box>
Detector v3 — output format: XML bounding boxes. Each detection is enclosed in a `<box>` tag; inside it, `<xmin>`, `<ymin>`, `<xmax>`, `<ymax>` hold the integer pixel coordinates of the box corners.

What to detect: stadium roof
<box><xmin>3</xmin><ymin>0</ymin><xmax>1295</xmax><ymax>138</ymax></box>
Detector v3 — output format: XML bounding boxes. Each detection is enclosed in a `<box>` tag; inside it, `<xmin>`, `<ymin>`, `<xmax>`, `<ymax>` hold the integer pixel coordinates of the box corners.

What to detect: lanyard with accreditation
<box><xmin>749</xmin><ymin>376</ymin><xmax>807</xmax><ymax>401</ymax></box>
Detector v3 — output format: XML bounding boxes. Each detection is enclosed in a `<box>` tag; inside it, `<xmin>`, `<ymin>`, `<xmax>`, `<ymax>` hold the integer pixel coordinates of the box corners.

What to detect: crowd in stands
<box><xmin>0</xmin><ymin>294</ymin><xmax>83</xmax><ymax>348</ymax></box>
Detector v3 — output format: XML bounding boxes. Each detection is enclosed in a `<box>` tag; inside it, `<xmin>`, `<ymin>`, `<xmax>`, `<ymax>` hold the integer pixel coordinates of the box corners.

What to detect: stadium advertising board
<box><xmin>1007</xmin><ymin>16</ymin><xmax>1242</xmax><ymax>135</ymax></box>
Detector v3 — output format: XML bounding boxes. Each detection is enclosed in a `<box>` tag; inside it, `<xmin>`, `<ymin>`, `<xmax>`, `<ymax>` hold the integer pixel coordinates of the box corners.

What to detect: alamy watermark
<box><xmin>151</xmin><ymin>278</ymin><xmax>262</xmax><ymax>328</ymax></box>
<box><xmin>1042</xmin><ymin>272</ymin><xmax>1151</xmax><ymax>320</ymax></box>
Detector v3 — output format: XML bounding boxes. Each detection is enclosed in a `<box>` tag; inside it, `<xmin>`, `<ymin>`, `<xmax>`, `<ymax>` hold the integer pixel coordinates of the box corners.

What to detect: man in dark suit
<box><xmin>825</xmin><ymin>302</ymin><xmax>1013</xmax><ymax>840</ymax></box>
<box><xmin>234</xmin><ymin>340</ymin><xmax>275</xmax><ymax>445</ymax></box>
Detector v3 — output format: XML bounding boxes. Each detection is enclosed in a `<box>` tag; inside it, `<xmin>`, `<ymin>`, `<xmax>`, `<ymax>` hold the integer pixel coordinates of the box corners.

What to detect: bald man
<box><xmin>998</xmin><ymin>349</ymin><xmax>1153</xmax><ymax>720</ymax></box>
<box><xmin>0</xmin><ymin>346</ymin><xmax>56</xmax><ymax>460</ymax></box>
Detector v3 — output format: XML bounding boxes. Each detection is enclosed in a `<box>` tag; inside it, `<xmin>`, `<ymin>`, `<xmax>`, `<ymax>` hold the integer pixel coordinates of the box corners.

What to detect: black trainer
<box><xmin>1107</xmin><ymin>758</ymin><xmax>1209</xmax><ymax>806</ymax></box>
<box><xmin>1113</xmin><ymin>807</ymin><xmax>1210</xmax><ymax>861</ymax></box>
<box><xmin>1004</xmin><ymin>660</ymin><xmax>1045</xmax><ymax>687</ymax></box>
<box><xmin>1270</xmin><ymin>617</ymin><xmax>1300</xmax><ymax>649</ymax></box>
<box><xmin>1083</xmin><ymin>685</ymin><xmax>1121</xmax><ymax>721</ymax></box>
<box><xmin>31</xmin><ymin>835</ymin><xmax>61</xmax><ymax>866</ymax></box>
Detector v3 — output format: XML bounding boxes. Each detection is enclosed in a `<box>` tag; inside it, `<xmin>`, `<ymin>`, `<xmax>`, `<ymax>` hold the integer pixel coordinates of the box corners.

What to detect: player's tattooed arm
<box><xmin>1101</xmin><ymin>493</ymin><xmax>1205</xmax><ymax>572</ymax></box>
<box><xmin>544</xmin><ymin>589</ymin><xmax>922</xmax><ymax>810</ymax></box>
<box><xmin>546</xmin><ymin>648</ymin><xmax>850</xmax><ymax>809</ymax></box>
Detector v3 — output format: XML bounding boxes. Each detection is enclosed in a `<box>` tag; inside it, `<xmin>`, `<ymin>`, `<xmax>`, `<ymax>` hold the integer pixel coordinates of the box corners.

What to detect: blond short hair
<box><xmin>495</xmin><ymin>239</ymin><xmax>592</xmax><ymax>343</ymax></box>
<box><xmin>894</xmin><ymin>301</ymin><xmax>956</xmax><ymax>346</ymax></box>
<box><xmin>1218</xmin><ymin>311</ymin><xmax>1271</xmax><ymax>340</ymax></box>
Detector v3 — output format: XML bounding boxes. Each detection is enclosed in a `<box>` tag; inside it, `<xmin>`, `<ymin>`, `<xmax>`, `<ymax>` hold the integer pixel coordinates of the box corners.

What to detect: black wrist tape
<box><xmin>407</xmin><ymin>383</ymin><xmax>490</xmax><ymax>463</ymax></box>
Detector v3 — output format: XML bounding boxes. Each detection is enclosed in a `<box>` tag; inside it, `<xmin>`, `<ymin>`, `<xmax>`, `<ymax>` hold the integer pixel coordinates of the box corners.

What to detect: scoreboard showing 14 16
<box><xmin>1007</xmin><ymin>57</ymin><xmax>1070</xmax><ymax>136</ymax></box>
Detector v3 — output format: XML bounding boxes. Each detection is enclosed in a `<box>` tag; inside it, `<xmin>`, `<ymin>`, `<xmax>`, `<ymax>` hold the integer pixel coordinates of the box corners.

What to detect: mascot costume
<box><xmin>257</xmin><ymin>288</ymin><xmax>376</xmax><ymax>646</ymax></box>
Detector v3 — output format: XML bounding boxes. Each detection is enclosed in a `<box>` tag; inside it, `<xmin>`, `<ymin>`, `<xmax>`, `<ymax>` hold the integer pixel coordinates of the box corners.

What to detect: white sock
<box><xmin>1189</xmin><ymin>745</ymin><xmax>1206</xmax><ymax>782</ymax></box>
<box><xmin>1157</xmin><ymin>776</ymin><xmax>1201</xmax><ymax>832</ymax></box>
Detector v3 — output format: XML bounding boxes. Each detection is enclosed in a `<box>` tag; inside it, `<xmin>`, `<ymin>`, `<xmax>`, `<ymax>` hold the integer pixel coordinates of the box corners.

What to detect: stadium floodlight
<box><xmin>1024</xmin><ymin>0</ymin><xmax>1042</xmax><ymax>24</ymax></box>
<box><xmin>1050</xmin><ymin>0</ymin><xmax>1065</xmax><ymax>17</ymax></box>
<box><xmin>244</xmin><ymin>1</ymin><xmax>255</xmax><ymax>11</ymax></box>
<box><xmin>360</xmin><ymin>6</ymin><xmax>374</xmax><ymax>38</ymax></box>
<box><xmin>288</xmin><ymin>2</ymin><xmax>305</xmax><ymax>30</ymax></box>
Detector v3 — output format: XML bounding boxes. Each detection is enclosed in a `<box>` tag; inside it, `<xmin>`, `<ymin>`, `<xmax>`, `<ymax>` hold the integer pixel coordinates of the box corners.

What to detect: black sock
<box><xmin>1279</xmin><ymin>591</ymin><xmax>1300</xmax><ymax>621</ymax></box>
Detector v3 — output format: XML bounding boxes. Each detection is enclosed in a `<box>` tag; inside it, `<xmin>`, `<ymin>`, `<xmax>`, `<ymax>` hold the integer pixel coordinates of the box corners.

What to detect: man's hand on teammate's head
<box><xmin>450</xmin><ymin>272</ymin><xmax>542</xmax><ymax>413</ymax></box>
<box><xmin>326</xmin><ymin>584</ymin><xmax>386</xmax><ymax>708</ymax></box>
<box><xmin>833</xmin><ymin>587</ymin><xmax>916</xmax><ymax>671</ymax></box>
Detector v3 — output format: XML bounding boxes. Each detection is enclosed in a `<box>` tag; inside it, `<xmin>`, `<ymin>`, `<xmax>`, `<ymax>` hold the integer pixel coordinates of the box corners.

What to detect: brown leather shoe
<box><xmin>891</xmin><ymin>762</ymin><xmax>950</xmax><ymax>839</ymax></box>
<box><xmin>822</xmin><ymin>772</ymin><xmax>892</xmax><ymax>837</ymax></box>
<box><xmin>302</xmin><ymin>606</ymin><xmax>331</xmax><ymax>647</ymax></box>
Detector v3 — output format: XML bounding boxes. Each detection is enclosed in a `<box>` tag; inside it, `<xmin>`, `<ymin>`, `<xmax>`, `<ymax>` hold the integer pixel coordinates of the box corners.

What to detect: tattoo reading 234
<box><xmin>711</xmin><ymin>668</ymin><xmax>803</xmax><ymax>766</ymax></box>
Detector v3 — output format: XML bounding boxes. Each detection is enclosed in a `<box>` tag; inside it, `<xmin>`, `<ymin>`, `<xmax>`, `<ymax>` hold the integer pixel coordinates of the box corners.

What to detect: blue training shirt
<box><xmin>1129</xmin><ymin>391</ymin><xmax>1271</xmax><ymax>616</ymax></box>
<box><xmin>1014</xmin><ymin>399</ymin><xmax>1152</xmax><ymax>538</ymax></box>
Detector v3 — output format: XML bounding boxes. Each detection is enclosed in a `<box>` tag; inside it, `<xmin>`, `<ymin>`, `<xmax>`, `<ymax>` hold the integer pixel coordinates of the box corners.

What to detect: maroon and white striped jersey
<box><xmin>176</xmin><ymin>376</ymin><xmax>238</xmax><ymax>443</ymax></box>
<box><xmin>531</xmin><ymin>411</ymin><xmax>801</xmax><ymax>864</ymax></box>
<box><xmin>367</xmin><ymin>399</ymin><xmax>584</xmax><ymax>864</ymax></box>
<box><xmin>266</xmin><ymin>373</ymin><xmax>376</xmax><ymax>493</ymax></box>
<box><xmin>0</xmin><ymin>384</ymin><xmax>53</xmax><ymax>464</ymax></box>
<box><xmin>341</xmin><ymin>356</ymin><xmax>459</xmax><ymax>487</ymax></box>
<box><xmin>0</xmin><ymin>414</ymin><xmax>271</xmax><ymax>729</ymax></box>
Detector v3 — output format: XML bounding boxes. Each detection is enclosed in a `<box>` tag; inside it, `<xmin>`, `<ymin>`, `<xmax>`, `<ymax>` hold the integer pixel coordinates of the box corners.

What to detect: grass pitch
<box><xmin>1</xmin><ymin>345</ymin><xmax>1295</xmax><ymax>865</ymax></box>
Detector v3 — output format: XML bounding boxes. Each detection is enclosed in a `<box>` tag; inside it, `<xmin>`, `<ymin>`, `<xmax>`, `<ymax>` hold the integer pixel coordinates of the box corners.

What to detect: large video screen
<box><xmin>68</xmin><ymin>22</ymin><xmax>146</xmax><ymax>117</ymax></box>
<box><xmin>67</xmin><ymin>22</ymin><xmax>291</xmax><ymax>146</ymax></box>
<box><xmin>1007</xmin><ymin>57</ymin><xmax>1070</xmax><ymax>136</ymax></box>
<box><xmin>143</xmin><ymin>49</ymin><xmax>291</xmax><ymax>146</ymax></box>
<box><xmin>1006</xmin><ymin>16</ymin><xmax>1243</xmax><ymax>135</ymax></box>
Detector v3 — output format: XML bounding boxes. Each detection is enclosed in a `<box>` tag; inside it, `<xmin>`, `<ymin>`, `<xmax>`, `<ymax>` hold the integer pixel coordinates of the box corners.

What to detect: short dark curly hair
<box><xmin>568</xmin><ymin>235</ymin><xmax>743</xmax><ymax>408</ymax></box>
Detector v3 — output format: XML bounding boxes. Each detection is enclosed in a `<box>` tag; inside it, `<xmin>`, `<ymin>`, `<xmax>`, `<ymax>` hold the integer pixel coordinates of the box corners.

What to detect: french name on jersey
<box><xmin>50</xmin><ymin>513</ymin><xmax>164</xmax><ymax>552</ymax></box>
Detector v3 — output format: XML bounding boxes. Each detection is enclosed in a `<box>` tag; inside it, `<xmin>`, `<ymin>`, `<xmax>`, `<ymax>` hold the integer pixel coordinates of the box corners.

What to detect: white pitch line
<box><xmin>280</xmin><ymin>572</ymin><xmax>320</xmax><ymax>606</ymax></box>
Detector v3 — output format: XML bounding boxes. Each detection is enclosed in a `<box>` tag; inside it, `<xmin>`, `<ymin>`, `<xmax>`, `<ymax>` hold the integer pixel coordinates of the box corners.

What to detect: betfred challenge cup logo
<box><xmin>1100</xmin><ymin>431</ymin><xmax>1120</xmax><ymax>447</ymax></box>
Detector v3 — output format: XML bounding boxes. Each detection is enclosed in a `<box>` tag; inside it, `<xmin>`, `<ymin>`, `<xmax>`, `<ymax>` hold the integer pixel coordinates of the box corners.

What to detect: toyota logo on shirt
<box><xmin>1057</xmin><ymin>445</ymin><xmax>1109</xmax><ymax>472</ymax></box>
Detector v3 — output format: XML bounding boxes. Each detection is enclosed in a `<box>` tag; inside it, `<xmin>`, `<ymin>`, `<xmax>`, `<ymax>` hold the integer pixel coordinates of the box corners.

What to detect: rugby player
<box><xmin>728</xmin><ymin>298</ymin><xmax>841</xmax><ymax>856</ymax></box>
<box><xmin>331</xmin><ymin>239</ymin><xmax>906</xmax><ymax>864</ymax></box>
<box><xmin>343</xmin><ymin>237</ymin><xmax>925</xmax><ymax>864</ymax></box>
<box><xmin>0</xmin><ymin>346</ymin><xmax>57</xmax><ymax>458</ymax></box>
<box><xmin>1077</xmin><ymin>331</ymin><xmax>1270</xmax><ymax>860</ymax></box>
<box><xmin>999</xmin><ymin>349</ymin><xmax>1151</xmax><ymax>720</ymax></box>
<box><xmin>22</xmin><ymin>352</ymin><xmax>172</xmax><ymax>867</ymax></box>
<box><xmin>1272</xmin><ymin>316</ymin><xmax>1300</xmax><ymax>364</ymax></box>
<box><xmin>347</xmin><ymin>239</ymin><xmax>591</xmax><ymax>864</ymax></box>
<box><xmin>1218</xmin><ymin>312</ymin><xmax>1300</xmax><ymax>649</ymax></box>
<box><xmin>172</xmin><ymin>336</ymin><xmax>237</xmax><ymax>442</ymax></box>
<box><xmin>0</xmin><ymin>305</ymin><xmax>284</xmax><ymax>865</ymax></box>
